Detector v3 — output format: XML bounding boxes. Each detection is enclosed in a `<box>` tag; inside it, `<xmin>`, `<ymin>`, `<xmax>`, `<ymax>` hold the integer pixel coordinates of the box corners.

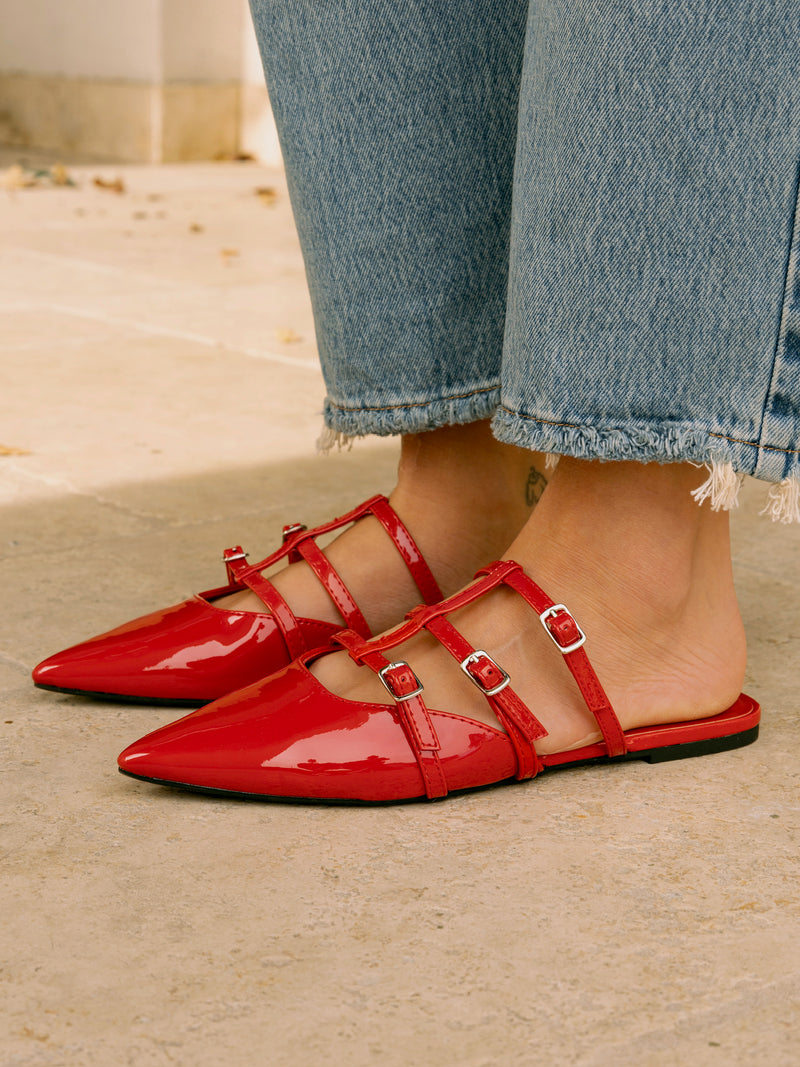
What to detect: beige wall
<box><xmin>0</xmin><ymin>0</ymin><xmax>280</xmax><ymax>163</ymax></box>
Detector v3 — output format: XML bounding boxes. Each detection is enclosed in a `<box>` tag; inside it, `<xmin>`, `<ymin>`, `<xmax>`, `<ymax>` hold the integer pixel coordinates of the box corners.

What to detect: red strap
<box><xmin>222</xmin><ymin>547</ymin><xmax>306</xmax><ymax>660</ymax></box>
<box><xmin>279</xmin><ymin>495</ymin><xmax>388</xmax><ymax>563</ymax></box>
<box><xmin>357</xmin><ymin>564</ymin><xmax>523</xmax><ymax>658</ymax></box>
<box><xmin>283</xmin><ymin>494</ymin><xmax>443</xmax><ymax>607</ymax></box>
<box><xmin>336</xmin><ymin>559</ymin><xmax>626</xmax><ymax>765</ymax></box>
<box><xmin>238</xmin><ymin>570</ymin><xmax>306</xmax><ymax>661</ymax></box>
<box><xmin>369</xmin><ymin>497</ymin><xmax>443</xmax><ymax>605</ymax></box>
<box><xmin>295</xmin><ymin>539</ymin><xmax>371</xmax><ymax>637</ymax></box>
<box><xmin>334</xmin><ymin>630</ymin><xmax>448</xmax><ymax>799</ymax></box>
<box><xmin>423</xmin><ymin>615</ymin><xmax>545</xmax><ymax>780</ymax></box>
<box><xmin>222</xmin><ymin>546</ymin><xmax>250</xmax><ymax>585</ymax></box>
<box><xmin>222</xmin><ymin>495</ymin><xmax>442</xmax><ymax>650</ymax></box>
<box><xmin>501</xmin><ymin>565</ymin><xmax>627</xmax><ymax>758</ymax></box>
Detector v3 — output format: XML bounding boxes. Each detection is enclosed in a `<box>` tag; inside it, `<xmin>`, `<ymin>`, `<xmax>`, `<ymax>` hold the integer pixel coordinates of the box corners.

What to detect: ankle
<box><xmin>516</xmin><ymin>460</ymin><xmax>734</xmax><ymax>593</ymax></box>
<box><xmin>507</xmin><ymin>459</ymin><xmax>747</xmax><ymax>722</ymax></box>
<box><xmin>390</xmin><ymin>423</ymin><xmax>547</xmax><ymax>592</ymax></box>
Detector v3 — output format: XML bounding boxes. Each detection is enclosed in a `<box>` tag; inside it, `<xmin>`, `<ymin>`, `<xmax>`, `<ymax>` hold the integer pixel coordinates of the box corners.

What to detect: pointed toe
<box><xmin>116</xmin><ymin>658</ymin><xmax>515</xmax><ymax>802</ymax></box>
<box><xmin>35</xmin><ymin>495</ymin><xmax>443</xmax><ymax>706</ymax></box>
<box><xmin>32</xmin><ymin>651</ymin><xmax>75</xmax><ymax>690</ymax></box>
<box><xmin>32</xmin><ymin>637</ymin><xmax>150</xmax><ymax>700</ymax></box>
<box><xmin>32</xmin><ymin>598</ymin><xmax>305</xmax><ymax>705</ymax></box>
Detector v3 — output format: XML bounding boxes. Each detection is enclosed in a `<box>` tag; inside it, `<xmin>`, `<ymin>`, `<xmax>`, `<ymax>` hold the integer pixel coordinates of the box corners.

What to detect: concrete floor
<box><xmin>1</xmin><ymin>155</ymin><xmax>799</xmax><ymax>1067</ymax></box>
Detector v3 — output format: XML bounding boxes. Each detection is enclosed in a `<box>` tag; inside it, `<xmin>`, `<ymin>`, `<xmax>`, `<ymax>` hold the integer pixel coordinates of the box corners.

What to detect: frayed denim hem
<box><xmin>317</xmin><ymin>385</ymin><xmax>501</xmax><ymax>451</ymax></box>
<box><xmin>493</xmin><ymin>406</ymin><xmax>717</xmax><ymax>463</ymax></box>
<box><xmin>690</xmin><ymin>464</ymin><xmax>799</xmax><ymax>523</ymax></box>
<box><xmin>492</xmin><ymin>407</ymin><xmax>800</xmax><ymax>523</ymax></box>
<box><xmin>692</xmin><ymin>464</ymin><xmax>800</xmax><ymax>523</ymax></box>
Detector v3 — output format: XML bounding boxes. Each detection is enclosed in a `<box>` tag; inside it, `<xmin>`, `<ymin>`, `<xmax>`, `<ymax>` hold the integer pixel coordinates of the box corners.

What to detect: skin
<box><xmin>225</xmin><ymin>424</ymin><xmax>747</xmax><ymax>755</ymax></box>
<box><xmin>220</xmin><ymin>420</ymin><xmax>541</xmax><ymax>633</ymax></box>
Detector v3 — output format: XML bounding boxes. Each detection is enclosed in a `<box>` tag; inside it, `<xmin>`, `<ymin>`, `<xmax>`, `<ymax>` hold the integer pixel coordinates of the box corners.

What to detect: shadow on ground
<box><xmin>0</xmin><ymin>444</ymin><xmax>398</xmax><ymax>667</ymax></box>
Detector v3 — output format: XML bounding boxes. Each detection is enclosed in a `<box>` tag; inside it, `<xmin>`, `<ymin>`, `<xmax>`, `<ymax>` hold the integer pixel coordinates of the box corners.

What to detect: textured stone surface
<box><xmin>0</xmin><ymin>75</ymin><xmax>247</xmax><ymax>163</ymax></box>
<box><xmin>1</xmin><ymin>158</ymin><xmax>798</xmax><ymax>1067</ymax></box>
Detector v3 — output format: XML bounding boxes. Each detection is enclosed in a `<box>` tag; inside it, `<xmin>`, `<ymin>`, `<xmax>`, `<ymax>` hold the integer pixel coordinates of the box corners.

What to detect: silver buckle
<box><xmin>459</xmin><ymin>650</ymin><xmax>510</xmax><ymax>697</ymax></box>
<box><xmin>282</xmin><ymin>522</ymin><xmax>307</xmax><ymax>543</ymax></box>
<box><xmin>378</xmin><ymin>661</ymin><xmax>424</xmax><ymax>701</ymax></box>
<box><xmin>539</xmin><ymin>604</ymin><xmax>586</xmax><ymax>654</ymax></box>
<box><xmin>222</xmin><ymin>550</ymin><xmax>249</xmax><ymax>564</ymax></box>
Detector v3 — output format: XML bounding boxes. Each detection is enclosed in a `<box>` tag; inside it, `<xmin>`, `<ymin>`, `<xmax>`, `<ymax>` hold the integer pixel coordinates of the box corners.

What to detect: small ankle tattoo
<box><xmin>525</xmin><ymin>466</ymin><xmax>548</xmax><ymax>507</ymax></box>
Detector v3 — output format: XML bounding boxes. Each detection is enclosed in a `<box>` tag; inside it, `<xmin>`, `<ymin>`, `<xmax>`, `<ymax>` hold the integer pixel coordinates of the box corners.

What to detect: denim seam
<box><xmin>498</xmin><ymin>406</ymin><xmax>800</xmax><ymax>458</ymax></box>
<box><xmin>707</xmin><ymin>431</ymin><xmax>800</xmax><ymax>457</ymax></box>
<box><xmin>755</xmin><ymin>155</ymin><xmax>800</xmax><ymax>459</ymax></box>
<box><xmin>328</xmin><ymin>384</ymin><xmax>499</xmax><ymax>415</ymax></box>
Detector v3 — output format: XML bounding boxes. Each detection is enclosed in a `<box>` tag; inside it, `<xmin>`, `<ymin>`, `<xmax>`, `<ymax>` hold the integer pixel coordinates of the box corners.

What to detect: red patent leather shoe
<box><xmin>117</xmin><ymin>560</ymin><xmax>760</xmax><ymax>803</ymax></box>
<box><xmin>33</xmin><ymin>495</ymin><xmax>443</xmax><ymax>706</ymax></box>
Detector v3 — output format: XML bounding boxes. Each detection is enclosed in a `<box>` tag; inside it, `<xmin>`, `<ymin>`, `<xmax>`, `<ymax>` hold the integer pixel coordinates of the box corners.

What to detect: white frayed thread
<box><xmin>544</xmin><ymin>453</ymin><xmax>560</xmax><ymax>472</ymax></box>
<box><xmin>316</xmin><ymin>425</ymin><xmax>355</xmax><ymax>454</ymax></box>
<box><xmin>760</xmin><ymin>477</ymin><xmax>800</xmax><ymax>524</ymax></box>
<box><xmin>690</xmin><ymin>461</ymin><xmax>745</xmax><ymax>512</ymax></box>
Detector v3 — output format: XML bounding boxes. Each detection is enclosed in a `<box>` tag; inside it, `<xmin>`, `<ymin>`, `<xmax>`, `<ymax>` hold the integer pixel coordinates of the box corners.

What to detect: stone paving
<box><xmin>1</xmin><ymin>155</ymin><xmax>799</xmax><ymax>1067</ymax></box>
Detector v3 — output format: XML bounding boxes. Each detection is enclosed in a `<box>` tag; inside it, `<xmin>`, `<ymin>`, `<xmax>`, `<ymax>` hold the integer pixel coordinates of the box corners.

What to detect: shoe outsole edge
<box><xmin>118</xmin><ymin>724</ymin><xmax>759</xmax><ymax>805</ymax></box>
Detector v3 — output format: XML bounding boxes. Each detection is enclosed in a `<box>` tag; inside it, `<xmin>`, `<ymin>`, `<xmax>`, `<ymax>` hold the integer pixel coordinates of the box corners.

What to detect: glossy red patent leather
<box><xmin>117</xmin><ymin>560</ymin><xmax>761</xmax><ymax>803</ymax></box>
<box><xmin>33</xmin><ymin>596</ymin><xmax>341</xmax><ymax>704</ymax></box>
<box><xmin>118</xmin><ymin>658</ymin><xmax>519</xmax><ymax>801</ymax></box>
<box><xmin>33</xmin><ymin>495</ymin><xmax>442</xmax><ymax>704</ymax></box>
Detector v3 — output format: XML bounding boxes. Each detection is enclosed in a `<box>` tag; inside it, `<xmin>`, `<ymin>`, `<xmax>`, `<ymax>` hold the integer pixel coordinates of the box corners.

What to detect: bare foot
<box><xmin>312</xmin><ymin>459</ymin><xmax>747</xmax><ymax>755</ymax></box>
<box><xmin>217</xmin><ymin>422</ymin><xmax>547</xmax><ymax>635</ymax></box>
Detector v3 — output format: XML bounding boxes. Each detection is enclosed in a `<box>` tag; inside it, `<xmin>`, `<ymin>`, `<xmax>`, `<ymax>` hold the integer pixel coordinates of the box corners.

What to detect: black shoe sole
<box><xmin>35</xmin><ymin>682</ymin><xmax>206</xmax><ymax>708</ymax></box>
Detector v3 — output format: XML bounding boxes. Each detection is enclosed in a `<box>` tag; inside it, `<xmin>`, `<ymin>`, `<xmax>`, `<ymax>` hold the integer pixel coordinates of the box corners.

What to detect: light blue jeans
<box><xmin>249</xmin><ymin>0</ymin><xmax>800</xmax><ymax>491</ymax></box>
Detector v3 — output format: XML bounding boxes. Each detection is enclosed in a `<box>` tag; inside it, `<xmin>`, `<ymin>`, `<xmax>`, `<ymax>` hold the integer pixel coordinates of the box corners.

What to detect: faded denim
<box><xmin>249</xmin><ymin>0</ymin><xmax>800</xmax><ymax>487</ymax></box>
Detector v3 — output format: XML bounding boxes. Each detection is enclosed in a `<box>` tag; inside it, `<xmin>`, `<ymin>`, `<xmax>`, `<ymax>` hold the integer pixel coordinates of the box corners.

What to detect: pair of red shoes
<box><xmin>33</xmin><ymin>494</ymin><xmax>760</xmax><ymax>804</ymax></box>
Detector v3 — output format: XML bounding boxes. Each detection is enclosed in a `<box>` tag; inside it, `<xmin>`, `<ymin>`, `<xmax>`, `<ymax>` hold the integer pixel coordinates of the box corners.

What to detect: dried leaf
<box><xmin>255</xmin><ymin>186</ymin><xmax>278</xmax><ymax>206</ymax></box>
<box><xmin>189</xmin><ymin>222</ymin><xmax>204</xmax><ymax>233</ymax></box>
<box><xmin>1</xmin><ymin>164</ymin><xmax>36</xmax><ymax>190</ymax></box>
<box><xmin>93</xmin><ymin>176</ymin><xmax>126</xmax><ymax>194</ymax></box>
<box><xmin>220</xmin><ymin>248</ymin><xmax>240</xmax><ymax>262</ymax></box>
<box><xmin>0</xmin><ymin>444</ymin><xmax>31</xmax><ymax>456</ymax></box>
<box><xmin>49</xmin><ymin>163</ymin><xmax>74</xmax><ymax>186</ymax></box>
<box><xmin>275</xmin><ymin>328</ymin><xmax>302</xmax><ymax>344</ymax></box>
